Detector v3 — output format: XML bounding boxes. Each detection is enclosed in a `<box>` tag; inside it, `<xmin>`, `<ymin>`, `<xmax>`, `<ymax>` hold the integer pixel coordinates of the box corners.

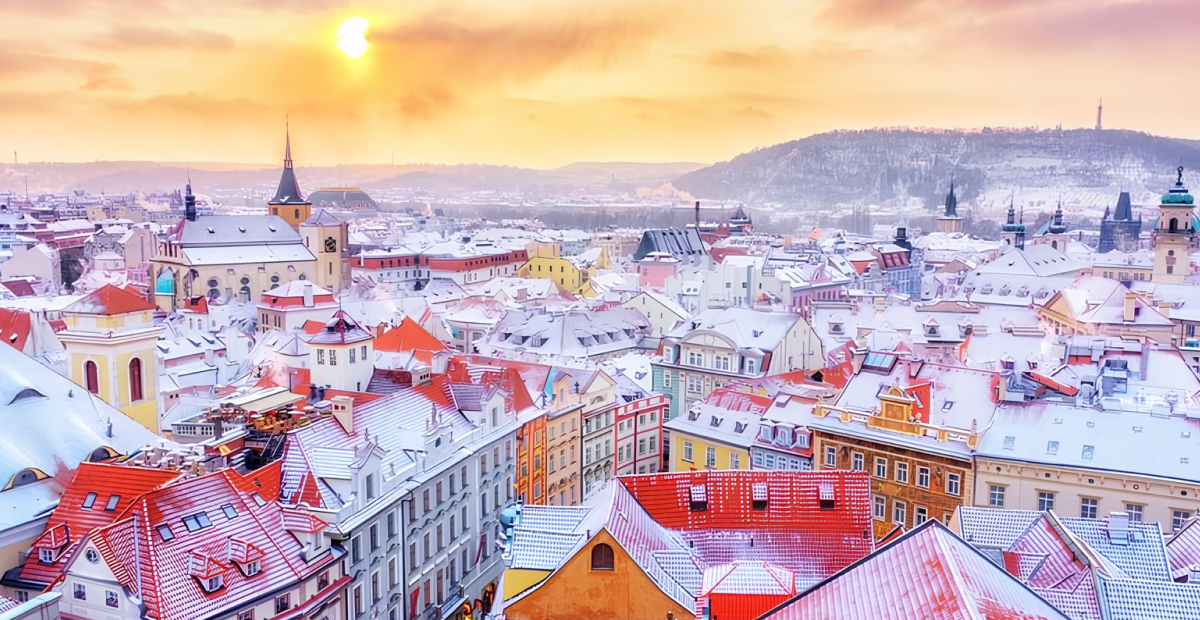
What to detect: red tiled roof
<box><xmin>183</xmin><ymin>296</ymin><xmax>209</xmax><ymax>314</ymax></box>
<box><xmin>87</xmin><ymin>469</ymin><xmax>336</xmax><ymax>620</ymax></box>
<box><xmin>374</xmin><ymin>317</ymin><xmax>448</xmax><ymax>358</ymax></box>
<box><xmin>18</xmin><ymin>463</ymin><xmax>182</xmax><ymax>586</ymax></box>
<box><xmin>0</xmin><ymin>279</ymin><xmax>35</xmax><ymax>297</ymax></box>
<box><xmin>619</xmin><ymin>470</ymin><xmax>873</xmax><ymax>536</ymax></box>
<box><xmin>760</xmin><ymin>521</ymin><xmax>1070</xmax><ymax>620</ymax></box>
<box><xmin>63</xmin><ymin>284</ymin><xmax>156</xmax><ymax>315</ymax></box>
<box><xmin>0</xmin><ymin>308</ymin><xmax>32</xmax><ymax>352</ymax></box>
<box><xmin>300</xmin><ymin>320</ymin><xmax>324</xmax><ymax>335</ymax></box>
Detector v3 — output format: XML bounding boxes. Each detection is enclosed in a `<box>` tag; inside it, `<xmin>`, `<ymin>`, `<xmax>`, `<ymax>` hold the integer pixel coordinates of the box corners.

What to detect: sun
<box><xmin>337</xmin><ymin>16</ymin><xmax>369</xmax><ymax>58</ymax></box>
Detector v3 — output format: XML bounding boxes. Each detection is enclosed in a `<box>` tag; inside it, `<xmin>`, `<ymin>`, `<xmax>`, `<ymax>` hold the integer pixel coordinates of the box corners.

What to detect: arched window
<box><xmin>1170</xmin><ymin>217</ymin><xmax>1180</xmax><ymax>232</ymax></box>
<box><xmin>84</xmin><ymin>361</ymin><xmax>99</xmax><ymax>394</ymax></box>
<box><xmin>129</xmin><ymin>358</ymin><xmax>143</xmax><ymax>402</ymax></box>
<box><xmin>590</xmin><ymin>543</ymin><xmax>614</xmax><ymax>571</ymax></box>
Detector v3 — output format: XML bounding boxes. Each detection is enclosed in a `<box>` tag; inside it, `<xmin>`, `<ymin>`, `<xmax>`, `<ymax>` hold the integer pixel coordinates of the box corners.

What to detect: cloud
<box><xmin>817</xmin><ymin>0</ymin><xmax>1048</xmax><ymax>28</ymax></box>
<box><xmin>87</xmin><ymin>25</ymin><xmax>236</xmax><ymax>51</ymax></box>
<box><xmin>0</xmin><ymin>48</ymin><xmax>129</xmax><ymax>91</ymax></box>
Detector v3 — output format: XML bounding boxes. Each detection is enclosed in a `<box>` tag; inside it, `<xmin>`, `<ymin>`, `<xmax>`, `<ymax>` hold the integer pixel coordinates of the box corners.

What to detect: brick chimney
<box><xmin>1123</xmin><ymin>292</ymin><xmax>1136</xmax><ymax>322</ymax></box>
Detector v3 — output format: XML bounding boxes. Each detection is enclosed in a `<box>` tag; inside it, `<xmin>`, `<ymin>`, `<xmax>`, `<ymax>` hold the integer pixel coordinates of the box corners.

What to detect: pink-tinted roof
<box><xmin>87</xmin><ymin>469</ymin><xmax>336</xmax><ymax>620</ymax></box>
<box><xmin>1168</xmin><ymin>517</ymin><xmax>1200</xmax><ymax>579</ymax></box>
<box><xmin>0</xmin><ymin>279</ymin><xmax>34</xmax><ymax>297</ymax></box>
<box><xmin>63</xmin><ymin>284</ymin><xmax>156</xmax><ymax>315</ymax></box>
<box><xmin>760</xmin><ymin>521</ymin><xmax>1069</xmax><ymax>620</ymax></box>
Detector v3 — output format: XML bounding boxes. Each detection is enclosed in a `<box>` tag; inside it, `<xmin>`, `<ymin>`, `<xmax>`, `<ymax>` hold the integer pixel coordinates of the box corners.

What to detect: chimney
<box><xmin>1123</xmin><ymin>293</ymin><xmax>1136</xmax><ymax>322</ymax></box>
<box><xmin>1158</xmin><ymin>301</ymin><xmax>1172</xmax><ymax>319</ymax></box>
<box><xmin>1108</xmin><ymin>511</ymin><xmax>1130</xmax><ymax>546</ymax></box>
<box><xmin>302</xmin><ymin>281</ymin><xmax>314</xmax><ymax>307</ymax></box>
<box><xmin>331</xmin><ymin>395</ymin><xmax>354</xmax><ymax>434</ymax></box>
<box><xmin>694</xmin><ymin>200</ymin><xmax>701</xmax><ymax>231</ymax></box>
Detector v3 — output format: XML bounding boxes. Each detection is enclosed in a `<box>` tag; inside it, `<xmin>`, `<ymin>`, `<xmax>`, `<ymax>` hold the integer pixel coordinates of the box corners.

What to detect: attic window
<box><xmin>1046</xmin><ymin>441</ymin><xmax>1059</xmax><ymax>455</ymax></box>
<box><xmin>689</xmin><ymin>484</ymin><xmax>708</xmax><ymax>511</ymax></box>
<box><xmin>183</xmin><ymin>512</ymin><xmax>213</xmax><ymax>532</ymax></box>
<box><xmin>203</xmin><ymin>576</ymin><xmax>224</xmax><ymax>592</ymax></box>
<box><xmin>942</xmin><ymin>401</ymin><xmax>954</xmax><ymax>411</ymax></box>
<box><xmin>244</xmin><ymin>560</ymin><xmax>261</xmax><ymax>576</ymax></box>
<box><xmin>733</xmin><ymin>421</ymin><xmax>748</xmax><ymax>434</ymax></box>
<box><xmin>221</xmin><ymin>504</ymin><xmax>238</xmax><ymax>519</ymax></box>
<box><xmin>1082</xmin><ymin>445</ymin><xmax>1095</xmax><ymax>460</ymax></box>
<box><xmin>709</xmin><ymin>416</ymin><xmax>723</xmax><ymax>428</ymax></box>
<box><xmin>268</xmin><ymin>226</ymin><xmax>276</xmax><ymax>232</ymax></box>
<box><xmin>82</xmin><ymin>492</ymin><xmax>98</xmax><ymax>510</ymax></box>
<box><xmin>38</xmin><ymin>549</ymin><xmax>55</xmax><ymax>564</ymax></box>
<box><xmin>104</xmin><ymin>494</ymin><xmax>120</xmax><ymax>511</ymax></box>
<box><xmin>207</xmin><ymin>227</ymin><xmax>215</xmax><ymax>234</ymax></box>
<box><xmin>818</xmin><ymin>482</ymin><xmax>836</xmax><ymax>510</ymax></box>
<box><xmin>1003</xmin><ymin>436</ymin><xmax>1016</xmax><ymax>450</ymax></box>
<box><xmin>752</xmin><ymin>482</ymin><xmax>769</xmax><ymax>511</ymax></box>
<box><xmin>157</xmin><ymin>524</ymin><xmax>174</xmax><ymax>541</ymax></box>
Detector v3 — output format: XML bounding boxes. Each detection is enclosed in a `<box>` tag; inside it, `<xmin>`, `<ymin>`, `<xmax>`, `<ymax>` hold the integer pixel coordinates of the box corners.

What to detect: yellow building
<box><xmin>515</xmin><ymin>248</ymin><xmax>611</xmax><ymax>298</ymax></box>
<box><xmin>58</xmin><ymin>285</ymin><xmax>164</xmax><ymax>433</ymax></box>
<box><xmin>663</xmin><ymin>401</ymin><xmax>755</xmax><ymax>472</ymax></box>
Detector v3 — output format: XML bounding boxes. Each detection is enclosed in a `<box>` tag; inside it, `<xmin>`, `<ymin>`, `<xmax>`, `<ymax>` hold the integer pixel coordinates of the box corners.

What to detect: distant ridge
<box><xmin>673</xmin><ymin>128</ymin><xmax>1200</xmax><ymax>208</ymax></box>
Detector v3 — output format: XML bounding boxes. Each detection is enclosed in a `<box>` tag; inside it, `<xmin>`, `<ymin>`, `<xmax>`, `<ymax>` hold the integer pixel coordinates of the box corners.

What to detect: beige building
<box><xmin>544</xmin><ymin>371</ymin><xmax>584</xmax><ymax>506</ymax></box>
<box><xmin>1152</xmin><ymin>166</ymin><xmax>1195</xmax><ymax>284</ymax></box>
<box><xmin>975</xmin><ymin>393</ymin><xmax>1200</xmax><ymax>534</ymax></box>
<box><xmin>152</xmin><ymin>183</ymin><xmax>316</xmax><ymax>310</ymax></box>
<box><xmin>300</xmin><ymin>209</ymin><xmax>349</xmax><ymax>292</ymax></box>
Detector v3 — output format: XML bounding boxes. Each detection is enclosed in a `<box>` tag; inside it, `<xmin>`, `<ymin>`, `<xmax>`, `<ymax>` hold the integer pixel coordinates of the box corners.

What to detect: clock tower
<box><xmin>301</xmin><ymin>208</ymin><xmax>349</xmax><ymax>292</ymax></box>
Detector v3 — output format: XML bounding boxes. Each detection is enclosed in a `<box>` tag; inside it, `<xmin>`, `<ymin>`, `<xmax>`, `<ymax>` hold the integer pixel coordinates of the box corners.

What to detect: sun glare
<box><xmin>337</xmin><ymin>16</ymin><xmax>369</xmax><ymax>58</ymax></box>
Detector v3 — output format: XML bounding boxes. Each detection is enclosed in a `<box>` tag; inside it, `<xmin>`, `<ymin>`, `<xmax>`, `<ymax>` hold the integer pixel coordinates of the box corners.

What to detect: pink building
<box><xmin>636</xmin><ymin>252</ymin><xmax>680</xmax><ymax>289</ymax></box>
<box><xmin>614</xmin><ymin>392</ymin><xmax>668</xmax><ymax>475</ymax></box>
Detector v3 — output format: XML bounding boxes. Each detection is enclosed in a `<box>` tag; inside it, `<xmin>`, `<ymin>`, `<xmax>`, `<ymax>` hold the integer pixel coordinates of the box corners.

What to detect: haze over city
<box><xmin>5</xmin><ymin>0</ymin><xmax>1200</xmax><ymax>166</ymax></box>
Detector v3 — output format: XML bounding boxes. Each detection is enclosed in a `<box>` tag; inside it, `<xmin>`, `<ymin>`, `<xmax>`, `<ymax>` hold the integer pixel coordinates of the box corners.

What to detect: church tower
<box><xmin>1000</xmin><ymin>197</ymin><xmax>1026</xmax><ymax>251</ymax></box>
<box><xmin>1153</xmin><ymin>166</ymin><xmax>1195</xmax><ymax>284</ymax></box>
<box><xmin>300</xmin><ymin>208</ymin><xmax>350</xmax><ymax>292</ymax></box>
<box><xmin>269</xmin><ymin>121</ymin><xmax>311</xmax><ymax>230</ymax></box>
<box><xmin>936</xmin><ymin>180</ymin><xmax>964</xmax><ymax>234</ymax></box>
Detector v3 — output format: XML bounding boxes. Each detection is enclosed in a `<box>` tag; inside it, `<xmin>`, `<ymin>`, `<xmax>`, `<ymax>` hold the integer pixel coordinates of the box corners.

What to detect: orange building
<box><xmin>502</xmin><ymin>529</ymin><xmax>690</xmax><ymax>620</ymax></box>
<box><xmin>515</xmin><ymin>412</ymin><xmax>547</xmax><ymax>504</ymax></box>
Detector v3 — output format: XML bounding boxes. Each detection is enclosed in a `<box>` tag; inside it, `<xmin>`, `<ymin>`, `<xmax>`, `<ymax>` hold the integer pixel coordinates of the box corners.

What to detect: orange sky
<box><xmin>3</xmin><ymin>0</ymin><xmax>1198</xmax><ymax>167</ymax></box>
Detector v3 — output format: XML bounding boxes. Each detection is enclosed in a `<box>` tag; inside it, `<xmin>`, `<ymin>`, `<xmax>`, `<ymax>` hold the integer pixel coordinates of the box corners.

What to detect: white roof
<box><xmin>182</xmin><ymin>243</ymin><xmax>315</xmax><ymax>266</ymax></box>
<box><xmin>664</xmin><ymin>307</ymin><xmax>800</xmax><ymax>352</ymax></box>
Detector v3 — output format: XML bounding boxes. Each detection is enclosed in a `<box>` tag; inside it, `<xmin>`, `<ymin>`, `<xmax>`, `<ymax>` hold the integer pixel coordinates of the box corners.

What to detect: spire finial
<box><xmin>284</xmin><ymin>115</ymin><xmax>293</xmax><ymax>170</ymax></box>
<box><xmin>1179</xmin><ymin>164</ymin><xmax>1185</xmax><ymax>186</ymax></box>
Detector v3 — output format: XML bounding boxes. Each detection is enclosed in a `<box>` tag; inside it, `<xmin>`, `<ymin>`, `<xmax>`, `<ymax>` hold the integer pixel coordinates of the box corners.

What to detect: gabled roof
<box><xmin>374</xmin><ymin>317</ymin><xmax>448</xmax><ymax>359</ymax></box>
<box><xmin>306</xmin><ymin>310</ymin><xmax>373</xmax><ymax>345</ymax></box>
<box><xmin>63</xmin><ymin>284</ymin><xmax>155</xmax><ymax>315</ymax></box>
<box><xmin>85</xmin><ymin>469</ymin><xmax>336</xmax><ymax>620</ymax></box>
<box><xmin>15</xmin><ymin>463</ymin><xmax>181</xmax><ymax>586</ymax></box>
<box><xmin>760</xmin><ymin>520</ymin><xmax>1070</xmax><ymax>620</ymax></box>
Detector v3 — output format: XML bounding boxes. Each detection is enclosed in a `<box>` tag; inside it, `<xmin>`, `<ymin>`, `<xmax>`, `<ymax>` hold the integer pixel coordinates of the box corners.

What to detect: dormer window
<box><xmin>752</xmin><ymin>482</ymin><xmax>769</xmax><ymax>510</ymax></box>
<box><xmin>244</xmin><ymin>560</ymin><xmax>260</xmax><ymax>576</ymax></box>
<box><xmin>38</xmin><ymin>549</ymin><xmax>55</xmax><ymax>564</ymax></box>
<box><xmin>829</xmin><ymin>320</ymin><xmax>844</xmax><ymax>334</ymax></box>
<box><xmin>818</xmin><ymin>482</ymin><xmax>836</xmax><ymax>510</ymax></box>
<box><xmin>204</xmin><ymin>576</ymin><xmax>223</xmax><ymax>592</ymax></box>
<box><xmin>689</xmin><ymin>484</ymin><xmax>708</xmax><ymax>511</ymax></box>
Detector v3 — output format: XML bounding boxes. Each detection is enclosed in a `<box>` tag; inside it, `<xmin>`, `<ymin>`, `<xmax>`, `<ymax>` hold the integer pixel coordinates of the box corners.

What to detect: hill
<box><xmin>674</xmin><ymin>128</ymin><xmax>1200</xmax><ymax>210</ymax></box>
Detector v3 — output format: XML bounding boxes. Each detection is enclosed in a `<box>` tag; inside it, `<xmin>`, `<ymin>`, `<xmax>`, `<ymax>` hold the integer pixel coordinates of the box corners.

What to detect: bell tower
<box><xmin>1153</xmin><ymin>166</ymin><xmax>1195</xmax><ymax>284</ymax></box>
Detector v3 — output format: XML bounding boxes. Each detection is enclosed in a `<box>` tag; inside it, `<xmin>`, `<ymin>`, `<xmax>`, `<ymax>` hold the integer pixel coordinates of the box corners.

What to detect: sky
<box><xmin>3</xmin><ymin>0</ymin><xmax>1199</xmax><ymax>167</ymax></box>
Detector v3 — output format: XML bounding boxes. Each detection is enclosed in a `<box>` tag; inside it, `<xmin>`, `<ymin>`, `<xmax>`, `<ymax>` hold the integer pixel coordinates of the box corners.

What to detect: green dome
<box><xmin>1163</xmin><ymin>192</ymin><xmax>1194</xmax><ymax>205</ymax></box>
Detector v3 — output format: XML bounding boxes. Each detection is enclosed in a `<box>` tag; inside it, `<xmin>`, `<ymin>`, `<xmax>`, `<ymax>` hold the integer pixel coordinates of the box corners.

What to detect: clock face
<box><xmin>324</xmin><ymin>237</ymin><xmax>337</xmax><ymax>253</ymax></box>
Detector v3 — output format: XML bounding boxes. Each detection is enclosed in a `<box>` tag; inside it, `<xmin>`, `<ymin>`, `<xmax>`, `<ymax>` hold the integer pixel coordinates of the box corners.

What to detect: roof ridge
<box><xmin>933</xmin><ymin>524</ymin><xmax>986</xmax><ymax>620</ymax></box>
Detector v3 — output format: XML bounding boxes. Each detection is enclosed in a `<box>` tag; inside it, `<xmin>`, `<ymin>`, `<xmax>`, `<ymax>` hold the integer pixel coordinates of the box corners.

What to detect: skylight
<box><xmin>104</xmin><ymin>494</ymin><xmax>120</xmax><ymax>511</ymax></box>
<box><xmin>1046</xmin><ymin>441</ymin><xmax>1059</xmax><ymax>455</ymax></box>
<box><xmin>183</xmin><ymin>512</ymin><xmax>213</xmax><ymax>532</ymax></box>
<box><xmin>156</xmin><ymin>524</ymin><xmax>174</xmax><ymax>541</ymax></box>
<box><xmin>221</xmin><ymin>503</ymin><xmax>238</xmax><ymax>520</ymax></box>
<box><xmin>1003</xmin><ymin>436</ymin><xmax>1016</xmax><ymax>450</ymax></box>
<box><xmin>82</xmin><ymin>492</ymin><xmax>97</xmax><ymax>510</ymax></box>
<box><xmin>1082</xmin><ymin>445</ymin><xmax>1095</xmax><ymax>460</ymax></box>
